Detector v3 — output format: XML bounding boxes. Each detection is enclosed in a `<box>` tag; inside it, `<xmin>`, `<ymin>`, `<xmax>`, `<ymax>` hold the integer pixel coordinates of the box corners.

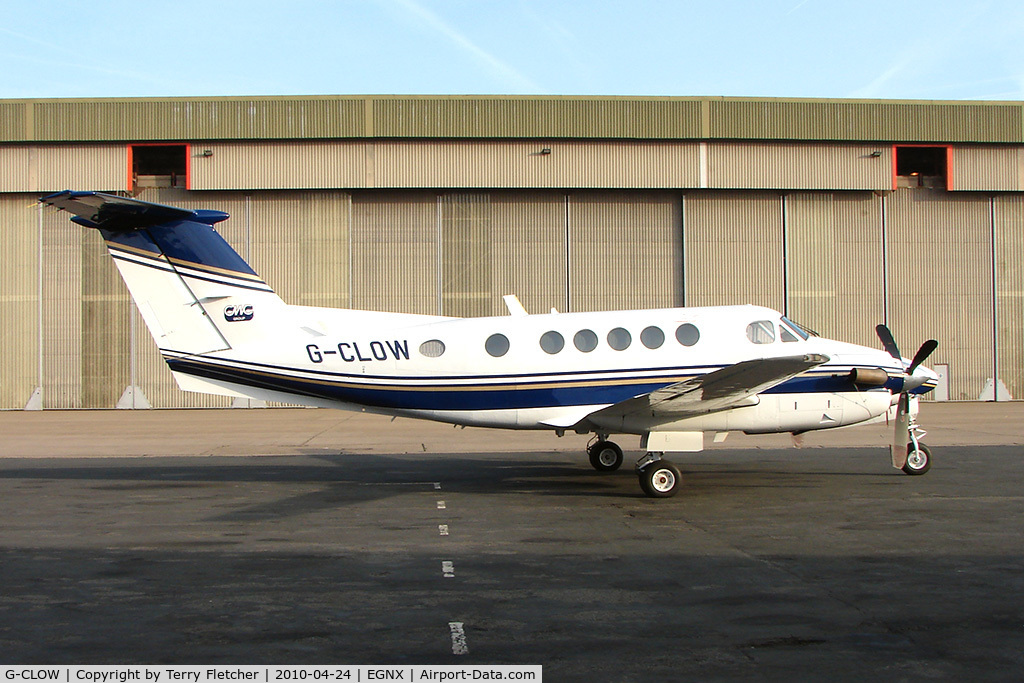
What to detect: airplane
<box><xmin>40</xmin><ymin>190</ymin><xmax>940</xmax><ymax>498</ymax></box>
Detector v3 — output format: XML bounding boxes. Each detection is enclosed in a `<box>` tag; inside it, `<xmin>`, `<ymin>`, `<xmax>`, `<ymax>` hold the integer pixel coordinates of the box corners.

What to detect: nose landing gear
<box><xmin>902</xmin><ymin>422</ymin><xmax>931</xmax><ymax>475</ymax></box>
<box><xmin>903</xmin><ymin>441</ymin><xmax>931</xmax><ymax>475</ymax></box>
<box><xmin>892</xmin><ymin>396</ymin><xmax>933</xmax><ymax>476</ymax></box>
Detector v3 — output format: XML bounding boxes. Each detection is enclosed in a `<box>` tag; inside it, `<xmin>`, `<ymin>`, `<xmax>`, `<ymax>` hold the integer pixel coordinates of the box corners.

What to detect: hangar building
<box><xmin>0</xmin><ymin>95</ymin><xmax>1022</xmax><ymax>409</ymax></box>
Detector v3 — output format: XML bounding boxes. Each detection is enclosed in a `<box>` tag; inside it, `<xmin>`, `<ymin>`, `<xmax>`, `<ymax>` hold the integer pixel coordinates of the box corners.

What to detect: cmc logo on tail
<box><xmin>223</xmin><ymin>304</ymin><xmax>254</xmax><ymax>322</ymax></box>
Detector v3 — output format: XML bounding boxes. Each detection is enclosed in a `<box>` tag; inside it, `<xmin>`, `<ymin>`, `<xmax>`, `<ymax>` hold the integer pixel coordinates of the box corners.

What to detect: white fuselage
<box><xmin>169</xmin><ymin>302</ymin><xmax>924</xmax><ymax>437</ymax></box>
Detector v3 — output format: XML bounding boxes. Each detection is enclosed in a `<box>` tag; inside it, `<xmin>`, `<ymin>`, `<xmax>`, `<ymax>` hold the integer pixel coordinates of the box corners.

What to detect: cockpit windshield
<box><xmin>780</xmin><ymin>316</ymin><xmax>817</xmax><ymax>340</ymax></box>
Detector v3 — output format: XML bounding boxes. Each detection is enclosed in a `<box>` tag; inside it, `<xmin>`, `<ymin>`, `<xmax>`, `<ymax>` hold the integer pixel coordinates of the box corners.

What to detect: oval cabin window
<box><xmin>485</xmin><ymin>333</ymin><xmax>510</xmax><ymax>357</ymax></box>
<box><xmin>419</xmin><ymin>339</ymin><xmax>446</xmax><ymax>357</ymax></box>
<box><xmin>540</xmin><ymin>331</ymin><xmax>565</xmax><ymax>354</ymax></box>
<box><xmin>607</xmin><ymin>327</ymin><xmax>631</xmax><ymax>351</ymax></box>
<box><xmin>675</xmin><ymin>323</ymin><xmax>700</xmax><ymax>347</ymax></box>
<box><xmin>574</xmin><ymin>329</ymin><xmax>598</xmax><ymax>353</ymax></box>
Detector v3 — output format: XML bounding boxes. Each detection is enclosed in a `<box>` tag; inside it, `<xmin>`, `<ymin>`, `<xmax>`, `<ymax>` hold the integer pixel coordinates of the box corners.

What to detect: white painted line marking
<box><xmin>442</xmin><ymin>560</ymin><xmax>455</xmax><ymax>578</ymax></box>
<box><xmin>437</xmin><ymin>500</ymin><xmax>446</xmax><ymax>509</ymax></box>
<box><xmin>438</xmin><ymin>524</ymin><xmax>449</xmax><ymax>536</ymax></box>
<box><xmin>449</xmin><ymin>621</ymin><xmax>469</xmax><ymax>655</ymax></box>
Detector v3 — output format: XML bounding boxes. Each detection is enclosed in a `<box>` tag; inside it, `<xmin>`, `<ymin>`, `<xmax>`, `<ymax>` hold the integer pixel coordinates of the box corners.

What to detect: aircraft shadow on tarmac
<box><xmin>0</xmin><ymin>446</ymin><xmax>908</xmax><ymax>524</ymax></box>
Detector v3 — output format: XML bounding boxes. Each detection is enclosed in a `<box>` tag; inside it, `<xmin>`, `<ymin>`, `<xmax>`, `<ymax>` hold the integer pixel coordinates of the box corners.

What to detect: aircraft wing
<box><xmin>586</xmin><ymin>353</ymin><xmax>829</xmax><ymax>425</ymax></box>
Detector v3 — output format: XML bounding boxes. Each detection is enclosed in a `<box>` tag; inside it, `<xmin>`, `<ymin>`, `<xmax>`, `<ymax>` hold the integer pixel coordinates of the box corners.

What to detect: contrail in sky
<box><xmin>385</xmin><ymin>0</ymin><xmax>545</xmax><ymax>93</ymax></box>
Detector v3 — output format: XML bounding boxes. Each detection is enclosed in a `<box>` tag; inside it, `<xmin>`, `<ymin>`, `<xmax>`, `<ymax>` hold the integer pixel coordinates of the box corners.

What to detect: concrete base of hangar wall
<box><xmin>116</xmin><ymin>385</ymin><xmax>151</xmax><ymax>410</ymax></box>
<box><xmin>23</xmin><ymin>387</ymin><xmax>41</xmax><ymax>411</ymax></box>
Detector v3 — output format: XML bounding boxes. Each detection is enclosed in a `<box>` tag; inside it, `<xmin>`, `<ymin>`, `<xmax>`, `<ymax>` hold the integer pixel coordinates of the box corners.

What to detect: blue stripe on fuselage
<box><xmin>166</xmin><ymin>356</ymin><xmax>668</xmax><ymax>410</ymax></box>
<box><xmin>165</xmin><ymin>357</ymin><xmax>909</xmax><ymax>412</ymax></box>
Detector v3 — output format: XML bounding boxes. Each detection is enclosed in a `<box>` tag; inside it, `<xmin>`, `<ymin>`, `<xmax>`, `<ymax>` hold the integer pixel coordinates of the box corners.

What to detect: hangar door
<box><xmin>684</xmin><ymin>192</ymin><xmax>784</xmax><ymax>311</ymax></box>
<box><xmin>350</xmin><ymin>190</ymin><xmax>682</xmax><ymax>317</ymax></box>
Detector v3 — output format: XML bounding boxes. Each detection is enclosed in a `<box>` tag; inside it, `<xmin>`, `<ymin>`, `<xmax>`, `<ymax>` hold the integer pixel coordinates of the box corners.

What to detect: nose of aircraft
<box><xmin>875</xmin><ymin>325</ymin><xmax>939</xmax><ymax>394</ymax></box>
<box><xmin>904</xmin><ymin>362</ymin><xmax>938</xmax><ymax>393</ymax></box>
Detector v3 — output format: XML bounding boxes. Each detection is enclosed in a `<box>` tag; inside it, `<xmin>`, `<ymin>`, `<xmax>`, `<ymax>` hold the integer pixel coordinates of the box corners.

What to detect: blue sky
<box><xmin>3</xmin><ymin>0</ymin><xmax>1023</xmax><ymax>100</ymax></box>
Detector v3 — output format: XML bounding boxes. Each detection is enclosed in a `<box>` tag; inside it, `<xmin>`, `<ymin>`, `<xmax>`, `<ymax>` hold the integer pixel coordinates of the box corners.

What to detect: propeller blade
<box><xmin>875</xmin><ymin>324</ymin><xmax>902</xmax><ymax>362</ymax></box>
<box><xmin>890</xmin><ymin>392</ymin><xmax>911</xmax><ymax>469</ymax></box>
<box><xmin>908</xmin><ymin>339</ymin><xmax>939</xmax><ymax>374</ymax></box>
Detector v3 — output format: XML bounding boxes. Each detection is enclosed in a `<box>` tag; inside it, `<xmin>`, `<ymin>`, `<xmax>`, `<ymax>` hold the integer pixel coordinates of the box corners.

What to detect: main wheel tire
<box><xmin>902</xmin><ymin>442</ymin><xmax>931</xmax><ymax>476</ymax></box>
<box><xmin>588</xmin><ymin>440</ymin><xmax>624</xmax><ymax>472</ymax></box>
<box><xmin>638</xmin><ymin>460</ymin><xmax>682</xmax><ymax>498</ymax></box>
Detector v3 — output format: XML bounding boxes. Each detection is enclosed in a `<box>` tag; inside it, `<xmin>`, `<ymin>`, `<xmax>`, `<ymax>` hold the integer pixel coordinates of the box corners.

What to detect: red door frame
<box><xmin>127</xmin><ymin>143</ymin><xmax>191</xmax><ymax>191</ymax></box>
<box><xmin>891</xmin><ymin>144</ymin><xmax>953</xmax><ymax>191</ymax></box>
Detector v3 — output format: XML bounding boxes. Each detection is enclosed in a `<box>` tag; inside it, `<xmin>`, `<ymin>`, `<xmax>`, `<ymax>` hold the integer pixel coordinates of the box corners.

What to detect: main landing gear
<box><xmin>587</xmin><ymin>439</ymin><xmax>624</xmax><ymax>472</ymax></box>
<box><xmin>587</xmin><ymin>437</ymin><xmax>681</xmax><ymax>498</ymax></box>
<box><xmin>635</xmin><ymin>452</ymin><xmax>682</xmax><ymax>498</ymax></box>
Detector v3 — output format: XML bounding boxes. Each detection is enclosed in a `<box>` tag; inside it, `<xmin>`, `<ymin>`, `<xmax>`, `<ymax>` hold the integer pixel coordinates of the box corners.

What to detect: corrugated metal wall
<box><xmin>373</xmin><ymin>141</ymin><xmax>701</xmax><ymax>189</ymax></box>
<box><xmin>5</xmin><ymin>96</ymin><xmax>1022</xmax><ymax>144</ymax></box>
<box><xmin>887</xmin><ymin>189</ymin><xmax>993</xmax><ymax>401</ymax></box>
<box><xmin>785</xmin><ymin>192</ymin><xmax>884</xmax><ymax>347</ymax></box>
<box><xmin>490</xmin><ymin>193</ymin><xmax>567</xmax><ymax>315</ymax></box>
<box><xmin>30</xmin><ymin>98</ymin><xmax>367</xmax><ymax>142</ymax></box>
<box><xmin>0</xmin><ymin>197</ymin><xmax>38</xmax><ymax>408</ymax></box>
<box><xmin>684</xmin><ymin>192</ymin><xmax>785</xmax><ymax>310</ymax></box>
<box><xmin>351</xmin><ymin>192</ymin><xmax>438</xmax><ymax>315</ymax></box>
<box><xmin>569</xmin><ymin>192</ymin><xmax>681</xmax><ymax>312</ymax></box>
<box><xmin>41</xmin><ymin>202</ymin><xmax>83</xmax><ymax>408</ymax></box>
<box><xmin>708</xmin><ymin>99</ymin><xmax>1022</xmax><ymax>143</ymax></box>
<box><xmin>709</xmin><ymin>143</ymin><xmax>891</xmax><ymax>191</ymax></box>
<box><xmin>370</xmin><ymin>97</ymin><xmax>704</xmax><ymax>139</ymax></box>
<box><xmin>0</xmin><ymin>147</ymin><xmax>30</xmax><ymax>193</ymax></box>
<box><xmin>953</xmin><ymin>147</ymin><xmax>1024</xmax><ymax>192</ymax></box>
<box><xmin>192</xmin><ymin>140</ymin><xmax>702</xmax><ymax>191</ymax></box>
<box><xmin>0</xmin><ymin>145</ymin><xmax>124</xmax><ymax>192</ymax></box>
<box><xmin>441</xmin><ymin>194</ymin><xmax>492</xmax><ymax>318</ymax></box>
<box><xmin>995</xmin><ymin>195</ymin><xmax>1024</xmax><ymax>399</ymax></box>
<box><xmin>192</xmin><ymin>143</ymin><xmax>367</xmax><ymax>191</ymax></box>
<box><xmin>0</xmin><ymin>102</ymin><xmax>28</xmax><ymax>141</ymax></box>
<box><xmin>80</xmin><ymin>226</ymin><xmax>130</xmax><ymax>408</ymax></box>
<box><xmin>249</xmin><ymin>192</ymin><xmax>352</xmax><ymax>308</ymax></box>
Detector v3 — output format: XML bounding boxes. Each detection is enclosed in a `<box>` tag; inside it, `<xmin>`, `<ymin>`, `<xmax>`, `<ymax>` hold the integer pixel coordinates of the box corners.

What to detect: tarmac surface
<box><xmin>1</xmin><ymin>403</ymin><xmax>1024</xmax><ymax>680</ymax></box>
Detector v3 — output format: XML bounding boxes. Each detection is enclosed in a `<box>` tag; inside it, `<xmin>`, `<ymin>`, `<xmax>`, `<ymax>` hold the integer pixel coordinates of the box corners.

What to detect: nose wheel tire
<box><xmin>588</xmin><ymin>440</ymin><xmax>624</xmax><ymax>472</ymax></box>
<box><xmin>638</xmin><ymin>460</ymin><xmax>682</xmax><ymax>498</ymax></box>
<box><xmin>902</xmin><ymin>442</ymin><xmax>931</xmax><ymax>476</ymax></box>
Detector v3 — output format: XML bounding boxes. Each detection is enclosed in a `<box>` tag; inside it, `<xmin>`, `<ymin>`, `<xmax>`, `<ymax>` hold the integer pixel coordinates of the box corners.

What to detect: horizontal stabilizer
<box><xmin>40</xmin><ymin>191</ymin><xmax>229</xmax><ymax>231</ymax></box>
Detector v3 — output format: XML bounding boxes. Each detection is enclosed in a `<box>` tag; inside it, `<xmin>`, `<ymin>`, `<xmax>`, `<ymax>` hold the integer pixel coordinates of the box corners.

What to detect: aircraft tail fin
<box><xmin>41</xmin><ymin>191</ymin><xmax>287</xmax><ymax>357</ymax></box>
